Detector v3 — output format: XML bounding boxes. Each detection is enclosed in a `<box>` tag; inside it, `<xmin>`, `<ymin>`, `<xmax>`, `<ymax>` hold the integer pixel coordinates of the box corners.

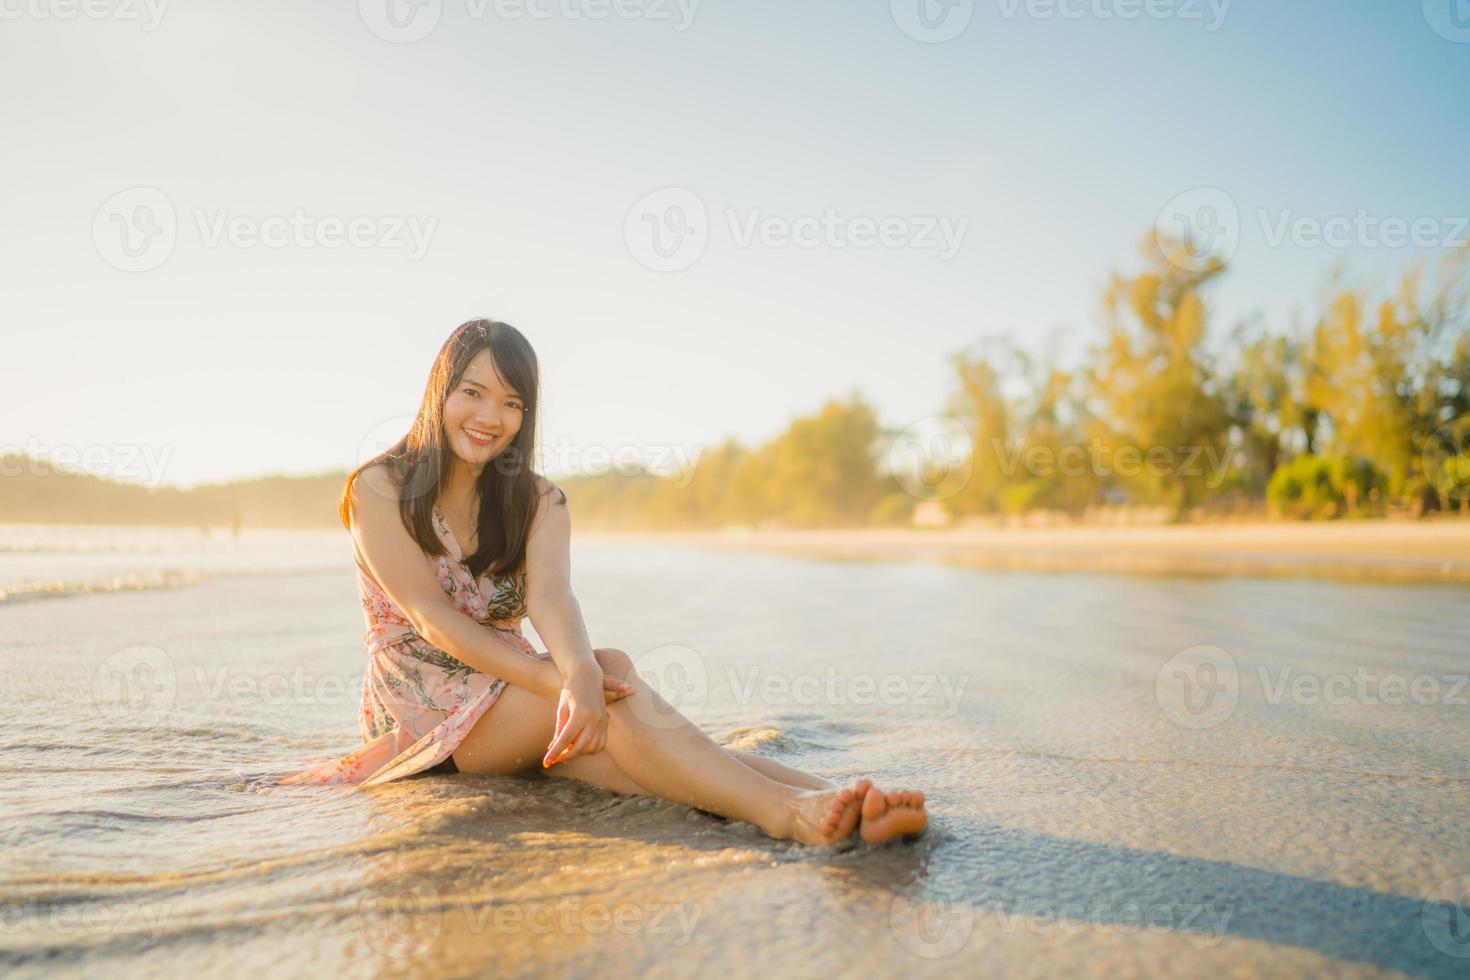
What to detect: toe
<box><xmin>822</xmin><ymin>792</ymin><xmax>849</xmax><ymax>831</ymax></box>
<box><xmin>862</xmin><ymin>786</ymin><xmax>887</xmax><ymax>820</ymax></box>
<box><xmin>827</xmin><ymin>783</ymin><xmax>865</xmax><ymax>843</ymax></box>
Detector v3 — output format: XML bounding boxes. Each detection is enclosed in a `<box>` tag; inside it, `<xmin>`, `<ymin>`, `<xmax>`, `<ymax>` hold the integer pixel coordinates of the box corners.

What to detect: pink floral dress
<box><xmin>274</xmin><ymin>504</ymin><xmax>549</xmax><ymax>789</ymax></box>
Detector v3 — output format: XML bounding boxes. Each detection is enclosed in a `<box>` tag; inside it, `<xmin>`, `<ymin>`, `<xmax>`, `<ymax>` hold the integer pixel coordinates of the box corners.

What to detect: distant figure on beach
<box><xmin>277</xmin><ymin>319</ymin><xmax>927</xmax><ymax>846</ymax></box>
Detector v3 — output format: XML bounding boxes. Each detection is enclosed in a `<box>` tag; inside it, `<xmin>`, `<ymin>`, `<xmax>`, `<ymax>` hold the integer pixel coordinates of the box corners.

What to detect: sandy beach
<box><xmin>582</xmin><ymin>518</ymin><xmax>1470</xmax><ymax>584</ymax></box>
<box><xmin>4</xmin><ymin>525</ymin><xmax>1469</xmax><ymax>977</ymax></box>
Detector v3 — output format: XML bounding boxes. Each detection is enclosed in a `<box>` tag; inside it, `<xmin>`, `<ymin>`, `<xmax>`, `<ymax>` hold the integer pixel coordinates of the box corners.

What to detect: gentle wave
<box><xmin>0</xmin><ymin>522</ymin><xmax>348</xmax><ymax>553</ymax></box>
<box><xmin>719</xmin><ymin>724</ymin><xmax>791</xmax><ymax>751</ymax></box>
<box><xmin>0</xmin><ymin>565</ymin><xmax>348</xmax><ymax>605</ymax></box>
<box><xmin>0</xmin><ymin>569</ymin><xmax>213</xmax><ymax>604</ymax></box>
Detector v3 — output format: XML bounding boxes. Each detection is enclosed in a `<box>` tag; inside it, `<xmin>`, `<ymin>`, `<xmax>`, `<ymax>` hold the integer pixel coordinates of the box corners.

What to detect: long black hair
<box><xmin>341</xmin><ymin>318</ymin><xmax>565</xmax><ymax>579</ymax></box>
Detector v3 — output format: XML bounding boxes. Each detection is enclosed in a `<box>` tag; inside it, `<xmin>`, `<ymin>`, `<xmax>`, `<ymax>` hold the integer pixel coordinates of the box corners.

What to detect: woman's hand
<box><xmin>530</xmin><ymin>659</ymin><xmax>634</xmax><ymax>704</ymax></box>
<box><xmin>542</xmin><ymin>665</ymin><xmax>631</xmax><ymax>768</ymax></box>
<box><xmin>599</xmin><ymin>673</ymin><xmax>636</xmax><ymax>703</ymax></box>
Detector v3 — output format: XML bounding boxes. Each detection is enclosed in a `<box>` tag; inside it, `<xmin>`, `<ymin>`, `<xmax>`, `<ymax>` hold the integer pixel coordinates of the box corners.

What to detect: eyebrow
<box><xmin>461</xmin><ymin>379</ymin><xmax>523</xmax><ymax>399</ymax></box>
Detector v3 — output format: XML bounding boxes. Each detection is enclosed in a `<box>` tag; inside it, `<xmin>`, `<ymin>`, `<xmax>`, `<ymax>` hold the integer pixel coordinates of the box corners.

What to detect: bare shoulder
<box><xmin>527</xmin><ymin>475</ymin><xmax>568</xmax><ymax>544</ymax></box>
<box><xmin>532</xmin><ymin>474</ymin><xmax>567</xmax><ymax>507</ymax></box>
<box><xmin>350</xmin><ymin>463</ymin><xmax>402</xmax><ymax>518</ymax></box>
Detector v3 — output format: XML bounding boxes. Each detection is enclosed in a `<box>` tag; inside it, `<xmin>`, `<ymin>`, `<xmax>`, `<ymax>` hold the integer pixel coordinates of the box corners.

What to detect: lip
<box><xmin>463</xmin><ymin>428</ymin><xmax>495</xmax><ymax>447</ymax></box>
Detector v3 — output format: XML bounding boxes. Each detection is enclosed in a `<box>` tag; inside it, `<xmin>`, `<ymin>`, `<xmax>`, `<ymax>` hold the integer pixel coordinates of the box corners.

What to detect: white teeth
<box><xmin>465</xmin><ymin>429</ymin><xmax>493</xmax><ymax>440</ymax></box>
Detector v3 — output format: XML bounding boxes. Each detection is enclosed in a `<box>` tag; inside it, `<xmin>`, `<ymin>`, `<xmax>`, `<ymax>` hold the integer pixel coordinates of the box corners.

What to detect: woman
<box><xmin>277</xmin><ymin>319</ymin><xmax>928</xmax><ymax>847</ymax></box>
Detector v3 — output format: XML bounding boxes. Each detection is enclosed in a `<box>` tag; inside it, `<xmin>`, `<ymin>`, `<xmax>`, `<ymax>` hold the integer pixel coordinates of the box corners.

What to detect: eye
<box><xmin>506</xmin><ymin>401</ymin><xmax>524</xmax><ymax>411</ymax></box>
<box><xmin>463</xmin><ymin>388</ymin><xmax>480</xmax><ymax>397</ymax></box>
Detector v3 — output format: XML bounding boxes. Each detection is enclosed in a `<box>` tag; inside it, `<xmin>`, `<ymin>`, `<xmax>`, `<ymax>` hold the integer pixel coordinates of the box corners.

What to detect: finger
<box><xmin>575</xmin><ymin>723</ymin><xmax>604</xmax><ymax>758</ymax></box>
<box><xmin>561</xmin><ymin>734</ymin><xmax>581</xmax><ymax>761</ymax></box>
<box><xmin>561</xmin><ymin>724</ymin><xmax>597</xmax><ymax>762</ymax></box>
<box><xmin>548</xmin><ymin>694</ymin><xmax>575</xmax><ymax>748</ymax></box>
<box><xmin>548</xmin><ymin>730</ymin><xmax>581</xmax><ymax>766</ymax></box>
<box><xmin>544</xmin><ymin>723</ymin><xmax>574</xmax><ymax>767</ymax></box>
<box><xmin>548</xmin><ymin>721</ymin><xmax>588</xmax><ymax>766</ymax></box>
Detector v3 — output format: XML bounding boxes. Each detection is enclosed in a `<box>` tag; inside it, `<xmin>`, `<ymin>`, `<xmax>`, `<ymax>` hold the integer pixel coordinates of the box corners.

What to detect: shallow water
<box><xmin>1</xmin><ymin>525</ymin><xmax>1468</xmax><ymax>978</ymax></box>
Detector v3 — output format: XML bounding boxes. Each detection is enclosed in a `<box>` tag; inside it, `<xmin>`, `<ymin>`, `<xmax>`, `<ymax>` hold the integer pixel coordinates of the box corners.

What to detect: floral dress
<box><xmin>274</xmin><ymin>504</ymin><xmax>547</xmax><ymax>788</ymax></box>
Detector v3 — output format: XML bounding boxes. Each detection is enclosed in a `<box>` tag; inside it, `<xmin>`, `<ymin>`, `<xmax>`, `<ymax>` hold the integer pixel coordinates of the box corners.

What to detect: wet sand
<box><xmin>5</xmin><ymin>527</ymin><xmax>1469</xmax><ymax>978</ymax></box>
<box><xmin>581</xmin><ymin>518</ymin><xmax>1470</xmax><ymax>584</ymax></box>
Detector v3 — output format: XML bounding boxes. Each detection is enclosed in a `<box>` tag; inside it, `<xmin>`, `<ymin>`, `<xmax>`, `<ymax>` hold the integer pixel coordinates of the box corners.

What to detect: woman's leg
<box><xmin>447</xmin><ymin>692</ymin><xmax>831</xmax><ymax>797</ymax></box>
<box><xmin>537</xmin><ymin>746</ymin><xmax>834</xmax><ymax>799</ymax></box>
<box><xmin>542</xmin><ymin>742</ymin><xmax>924</xmax><ymax>845</ymax></box>
<box><xmin>586</xmin><ymin>646</ymin><xmax>836</xmax><ymax>791</ymax></box>
<box><xmin>452</xmin><ymin>669</ymin><xmax>865</xmax><ymax>845</ymax></box>
<box><xmin>724</xmin><ymin>748</ymin><xmax>835</xmax><ymax>791</ymax></box>
<box><xmin>587</xmin><ymin>648</ymin><xmax>923</xmax><ymax>842</ymax></box>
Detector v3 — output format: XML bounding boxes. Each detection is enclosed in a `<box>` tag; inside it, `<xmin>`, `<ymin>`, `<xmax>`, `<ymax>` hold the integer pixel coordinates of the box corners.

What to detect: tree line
<box><xmin>570</xmin><ymin>233</ymin><xmax>1470</xmax><ymax>527</ymax></box>
<box><xmin>5</xmin><ymin>232</ymin><xmax>1467</xmax><ymax>529</ymax></box>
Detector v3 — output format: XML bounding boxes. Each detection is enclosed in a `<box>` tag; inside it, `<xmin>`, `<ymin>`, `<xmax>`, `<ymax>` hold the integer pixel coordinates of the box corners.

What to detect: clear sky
<box><xmin>3</xmin><ymin>0</ymin><xmax>1468</xmax><ymax>488</ymax></box>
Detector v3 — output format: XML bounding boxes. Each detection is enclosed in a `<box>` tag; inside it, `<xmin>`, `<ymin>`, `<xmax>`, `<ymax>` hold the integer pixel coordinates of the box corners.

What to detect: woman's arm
<box><xmin>524</xmin><ymin>477</ymin><xmax>622</xmax><ymax>766</ymax></box>
<box><xmin>348</xmin><ymin>465</ymin><xmax>559</xmax><ymax>698</ymax></box>
<box><xmin>524</xmin><ymin>477</ymin><xmax>600</xmax><ymax>683</ymax></box>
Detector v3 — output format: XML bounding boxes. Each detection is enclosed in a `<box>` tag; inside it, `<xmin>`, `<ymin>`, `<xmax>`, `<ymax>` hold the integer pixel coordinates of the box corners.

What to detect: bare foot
<box><xmin>858</xmin><ymin>785</ymin><xmax>928</xmax><ymax>844</ymax></box>
<box><xmin>784</xmin><ymin>778</ymin><xmax>873</xmax><ymax>846</ymax></box>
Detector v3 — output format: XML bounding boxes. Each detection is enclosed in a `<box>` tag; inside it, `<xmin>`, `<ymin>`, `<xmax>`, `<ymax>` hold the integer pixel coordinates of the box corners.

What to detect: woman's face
<box><xmin>442</xmin><ymin>348</ymin><xmax>526</xmax><ymax>467</ymax></box>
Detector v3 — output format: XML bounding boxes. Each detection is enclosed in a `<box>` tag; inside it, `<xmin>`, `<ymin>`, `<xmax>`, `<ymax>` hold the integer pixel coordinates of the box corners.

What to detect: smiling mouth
<box><xmin>463</xmin><ymin>428</ymin><xmax>495</xmax><ymax>447</ymax></box>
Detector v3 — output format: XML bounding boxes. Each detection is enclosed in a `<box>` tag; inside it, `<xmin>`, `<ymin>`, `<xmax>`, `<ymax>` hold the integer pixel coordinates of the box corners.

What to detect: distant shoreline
<box><xmin>5</xmin><ymin>516</ymin><xmax>1469</xmax><ymax>585</ymax></box>
<box><xmin>578</xmin><ymin>518</ymin><xmax>1470</xmax><ymax>585</ymax></box>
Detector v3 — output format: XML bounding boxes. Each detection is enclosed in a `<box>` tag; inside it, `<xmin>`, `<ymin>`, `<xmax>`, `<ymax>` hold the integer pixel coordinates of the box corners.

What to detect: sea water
<box><xmin>1</xmin><ymin>524</ymin><xmax>1468</xmax><ymax>978</ymax></box>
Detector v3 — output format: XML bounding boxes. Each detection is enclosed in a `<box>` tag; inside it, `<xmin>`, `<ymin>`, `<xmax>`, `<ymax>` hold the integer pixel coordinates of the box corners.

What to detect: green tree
<box><xmin>944</xmin><ymin>342</ymin><xmax>1013</xmax><ymax>516</ymax></box>
<box><xmin>1222</xmin><ymin>315</ymin><xmax>1318</xmax><ymax>497</ymax></box>
<box><xmin>1087</xmin><ymin>231</ymin><xmax>1231</xmax><ymax>516</ymax></box>
<box><xmin>1301</xmin><ymin>250</ymin><xmax>1470</xmax><ymax>512</ymax></box>
<box><xmin>763</xmin><ymin>391</ymin><xmax>887</xmax><ymax>527</ymax></box>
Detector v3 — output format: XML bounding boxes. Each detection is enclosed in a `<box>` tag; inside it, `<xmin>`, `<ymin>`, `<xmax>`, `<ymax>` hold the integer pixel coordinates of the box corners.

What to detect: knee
<box><xmin>594</xmin><ymin>647</ymin><xmax>635</xmax><ymax>680</ymax></box>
